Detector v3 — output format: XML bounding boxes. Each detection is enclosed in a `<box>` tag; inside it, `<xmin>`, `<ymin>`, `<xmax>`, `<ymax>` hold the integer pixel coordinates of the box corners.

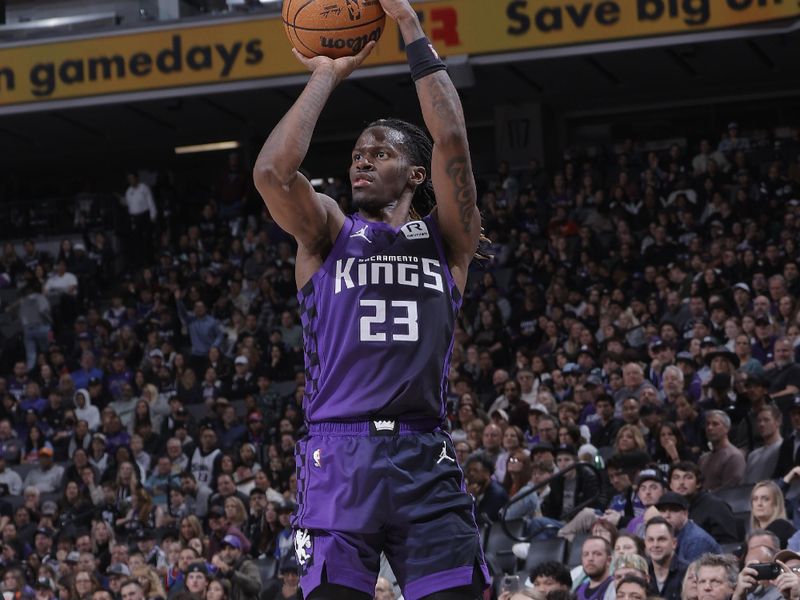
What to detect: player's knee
<box><xmin>306</xmin><ymin>583</ymin><xmax>371</xmax><ymax>600</ymax></box>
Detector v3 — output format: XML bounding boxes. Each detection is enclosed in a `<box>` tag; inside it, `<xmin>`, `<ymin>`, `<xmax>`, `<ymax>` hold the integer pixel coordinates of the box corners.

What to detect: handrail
<box><xmin>500</xmin><ymin>461</ymin><xmax>603</xmax><ymax>542</ymax></box>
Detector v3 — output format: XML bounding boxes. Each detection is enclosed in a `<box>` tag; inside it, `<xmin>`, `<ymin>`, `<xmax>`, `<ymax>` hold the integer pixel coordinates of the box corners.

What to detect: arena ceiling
<box><xmin>0</xmin><ymin>22</ymin><xmax>799</xmax><ymax>177</ymax></box>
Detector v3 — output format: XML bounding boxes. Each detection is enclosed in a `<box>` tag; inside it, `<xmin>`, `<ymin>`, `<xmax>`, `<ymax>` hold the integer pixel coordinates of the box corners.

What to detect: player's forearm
<box><xmin>254</xmin><ymin>68</ymin><xmax>338</xmax><ymax>185</ymax></box>
<box><xmin>395</xmin><ymin>13</ymin><xmax>467</xmax><ymax>147</ymax></box>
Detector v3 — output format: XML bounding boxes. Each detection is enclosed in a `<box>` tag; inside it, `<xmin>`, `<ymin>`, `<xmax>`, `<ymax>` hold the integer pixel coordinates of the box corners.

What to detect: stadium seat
<box><xmin>720</xmin><ymin>542</ymin><xmax>742</xmax><ymax>556</ymax></box>
<box><xmin>41</xmin><ymin>491</ymin><xmax>61</xmax><ymax>505</ymax></box>
<box><xmin>1</xmin><ymin>495</ymin><xmax>25</xmax><ymax>511</ymax></box>
<box><xmin>12</xmin><ymin>463</ymin><xmax>36</xmax><ymax>481</ymax></box>
<box><xmin>716</xmin><ymin>484</ymin><xmax>753</xmax><ymax>514</ymax></box>
<box><xmin>270</xmin><ymin>380</ymin><xmax>298</xmax><ymax>399</ymax></box>
<box><xmin>524</xmin><ymin>537</ymin><xmax>567</xmax><ymax>572</ymax></box>
<box><xmin>484</xmin><ymin>519</ymin><xmax>526</xmax><ymax>576</ymax></box>
<box><xmin>567</xmin><ymin>533</ymin><xmax>589</xmax><ymax>568</ymax></box>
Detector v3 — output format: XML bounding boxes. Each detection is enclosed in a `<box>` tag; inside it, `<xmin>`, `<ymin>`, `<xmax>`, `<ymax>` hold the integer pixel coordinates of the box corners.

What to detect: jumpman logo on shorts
<box><xmin>436</xmin><ymin>441</ymin><xmax>455</xmax><ymax>464</ymax></box>
<box><xmin>350</xmin><ymin>225</ymin><xmax>372</xmax><ymax>244</ymax></box>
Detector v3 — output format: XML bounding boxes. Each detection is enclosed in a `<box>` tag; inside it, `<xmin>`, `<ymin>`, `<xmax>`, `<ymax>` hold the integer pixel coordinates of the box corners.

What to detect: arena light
<box><xmin>174</xmin><ymin>141</ymin><xmax>240</xmax><ymax>155</ymax></box>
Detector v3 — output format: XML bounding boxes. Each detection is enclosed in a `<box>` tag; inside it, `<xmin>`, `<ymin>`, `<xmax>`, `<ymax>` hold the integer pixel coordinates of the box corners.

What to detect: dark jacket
<box><xmin>476</xmin><ymin>480</ymin><xmax>510</xmax><ymax>522</ymax></box>
<box><xmin>541</xmin><ymin>465</ymin><xmax>603</xmax><ymax>521</ymax></box>
<box><xmin>227</xmin><ymin>556</ymin><xmax>261</xmax><ymax>600</ymax></box>
<box><xmin>648</xmin><ymin>554</ymin><xmax>688</xmax><ymax>600</ymax></box>
<box><xmin>772</xmin><ymin>433</ymin><xmax>799</xmax><ymax>479</ymax></box>
<box><xmin>687</xmin><ymin>490</ymin><xmax>738</xmax><ymax>544</ymax></box>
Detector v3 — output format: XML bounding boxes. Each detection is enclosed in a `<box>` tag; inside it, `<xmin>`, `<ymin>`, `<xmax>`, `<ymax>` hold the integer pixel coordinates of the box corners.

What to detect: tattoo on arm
<box><xmin>446</xmin><ymin>156</ymin><xmax>475</xmax><ymax>234</ymax></box>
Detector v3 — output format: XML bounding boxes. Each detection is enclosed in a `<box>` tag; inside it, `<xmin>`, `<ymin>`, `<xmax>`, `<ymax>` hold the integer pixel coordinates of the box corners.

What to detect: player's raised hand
<box><xmin>377</xmin><ymin>0</ymin><xmax>417</xmax><ymax>21</ymax></box>
<box><xmin>292</xmin><ymin>41</ymin><xmax>376</xmax><ymax>85</ymax></box>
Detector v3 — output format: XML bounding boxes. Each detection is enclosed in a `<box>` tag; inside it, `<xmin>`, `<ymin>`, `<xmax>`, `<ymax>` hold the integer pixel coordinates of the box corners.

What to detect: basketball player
<box><xmin>253</xmin><ymin>0</ymin><xmax>487</xmax><ymax>598</ymax></box>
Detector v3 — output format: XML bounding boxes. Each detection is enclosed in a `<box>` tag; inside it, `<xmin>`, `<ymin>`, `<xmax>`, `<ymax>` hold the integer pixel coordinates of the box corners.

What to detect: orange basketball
<box><xmin>282</xmin><ymin>0</ymin><xmax>386</xmax><ymax>59</ymax></box>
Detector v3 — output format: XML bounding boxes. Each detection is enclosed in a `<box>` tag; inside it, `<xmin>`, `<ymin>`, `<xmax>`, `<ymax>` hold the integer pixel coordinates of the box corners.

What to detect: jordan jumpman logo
<box><xmin>350</xmin><ymin>225</ymin><xmax>372</xmax><ymax>243</ymax></box>
<box><xmin>437</xmin><ymin>441</ymin><xmax>455</xmax><ymax>464</ymax></box>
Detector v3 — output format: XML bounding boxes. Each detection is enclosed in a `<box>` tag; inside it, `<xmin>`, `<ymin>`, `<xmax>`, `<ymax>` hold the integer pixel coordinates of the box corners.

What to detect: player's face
<box><xmin>350</xmin><ymin>126</ymin><xmax>420</xmax><ymax>210</ymax></box>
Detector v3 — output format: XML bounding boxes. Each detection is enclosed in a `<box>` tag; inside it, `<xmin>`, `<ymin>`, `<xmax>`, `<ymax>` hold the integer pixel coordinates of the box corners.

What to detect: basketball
<box><xmin>282</xmin><ymin>0</ymin><xmax>386</xmax><ymax>59</ymax></box>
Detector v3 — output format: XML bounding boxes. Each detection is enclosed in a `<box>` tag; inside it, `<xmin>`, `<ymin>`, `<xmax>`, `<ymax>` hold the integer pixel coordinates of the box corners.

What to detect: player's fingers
<box><xmin>291</xmin><ymin>48</ymin><xmax>314</xmax><ymax>69</ymax></box>
<box><xmin>353</xmin><ymin>40</ymin><xmax>377</xmax><ymax>66</ymax></box>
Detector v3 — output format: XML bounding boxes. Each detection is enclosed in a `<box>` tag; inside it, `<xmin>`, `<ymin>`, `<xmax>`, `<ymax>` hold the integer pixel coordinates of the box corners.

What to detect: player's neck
<box><xmin>357</xmin><ymin>201</ymin><xmax>412</xmax><ymax>228</ymax></box>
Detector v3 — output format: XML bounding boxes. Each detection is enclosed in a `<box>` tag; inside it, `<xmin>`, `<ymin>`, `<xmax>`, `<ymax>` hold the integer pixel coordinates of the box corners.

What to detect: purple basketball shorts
<box><xmin>290</xmin><ymin>419</ymin><xmax>489</xmax><ymax>600</ymax></box>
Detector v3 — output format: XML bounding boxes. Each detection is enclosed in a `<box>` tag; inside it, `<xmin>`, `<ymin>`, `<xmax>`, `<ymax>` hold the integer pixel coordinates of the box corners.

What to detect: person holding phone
<box><xmin>731</xmin><ymin>536</ymin><xmax>782</xmax><ymax>600</ymax></box>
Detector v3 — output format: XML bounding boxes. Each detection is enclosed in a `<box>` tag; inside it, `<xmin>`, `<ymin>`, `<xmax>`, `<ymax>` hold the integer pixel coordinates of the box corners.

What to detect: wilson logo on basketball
<box><xmin>320</xmin><ymin>25</ymin><xmax>382</xmax><ymax>53</ymax></box>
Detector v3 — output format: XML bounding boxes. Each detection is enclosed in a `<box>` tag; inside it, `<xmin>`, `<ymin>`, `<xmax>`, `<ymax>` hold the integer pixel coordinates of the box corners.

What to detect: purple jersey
<box><xmin>297</xmin><ymin>213</ymin><xmax>461</xmax><ymax>422</ymax></box>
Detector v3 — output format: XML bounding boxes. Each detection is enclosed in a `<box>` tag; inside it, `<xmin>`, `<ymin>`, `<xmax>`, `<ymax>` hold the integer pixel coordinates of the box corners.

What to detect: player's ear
<box><xmin>409</xmin><ymin>166</ymin><xmax>426</xmax><ymax>186</ymax></box>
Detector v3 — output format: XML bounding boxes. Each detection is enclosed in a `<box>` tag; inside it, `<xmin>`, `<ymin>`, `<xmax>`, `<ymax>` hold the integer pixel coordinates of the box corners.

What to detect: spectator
<box><xmin>184</xmin><ymin>562</ymin><xmax>210</xmax><ymax>597</ymax></box>
<box><xmin>464</xmin><ymin>453</ymin><xmax>508</xmax><ymax>523</ymax></box>
<box><xmin>644</xmin><ymin>516</ymin><xmax>688</xmax><ymax>600</ymax></box>
<box><xmin>745</xmin><ymin>405</ymin><xmax>783</xmax><ymax>483</ymax></box>
<box><xmin>616</xmin><ymin>575</ymin><xmax>650</xmax><ymax>600</ymax></box>
<box><xmin>261</xmin><ymin>554</ymin><xmax>301</xmax><ymax>600</ymax></box>
<box><xmin>209</xmin><ymin>535</ymin><xmax>260</xmax><ymax>600</ymax></box>
<box><xmin>8</xmin><ymin>283</ymin><xmax>53</xmax><ymax>372</ymax></box>
<box><xmin>528</xmin><ymin>561</ymin><xmax>572</xmax><ymax>594</ymax></box>
<box><xmin>374</xmin><ymin>576</ymin><xmax>396</xmax><ymax>600</ymax></box>
<box><xmin>22</xmin><ymin>446</ymin><xmax>64</xmax><ymax>493</ymax></box>
<box><xmin>575</xmin><ymin>537</ymin><xmax>614</xmax><ymax>600</ymax></box>
<box><xmin>0</xmin><ymin>451</ymin><xmax>22</xmax><ymax>495</ymax></box>
<box><xmin>749</xmin><ymin>481</ymin><xmax>796</xmax><ymax>549</ymax></box>
<box><xmin>122</xmin><ymin>172</ymin><xmax>157</xmax><ymax>268</ymax></box>
<box><xmin>730</xmin><ymin>536</ymin><xmax>781</xmax><ymax>600</ymax></box>
<box><xmin>696</xmin><ymin>553</ymin><xmax>739</xmax><ymax>600</ymax></box>
<box><xmin>655</xmin><ymin>492</ymin><xmax>721</xmax><ymax>562</ymax></box>
<box><xmin>174</xmin><ymin>290</ymin><xmax>225</xmax><ymax>373</ymax></box>
<box><xmin>698</xmin><ymin>410</ymin><xmax>745</xmax><ymax>492</ymax></box>
<box><xmin>537</xmin><ymin>445</ymin><xmax>602</xmax><ymax>538</ymax></box>
<box><xmin>767</xmin><ymin>338</ymin><xmax>800</xmax><ymax>403</ymax></box>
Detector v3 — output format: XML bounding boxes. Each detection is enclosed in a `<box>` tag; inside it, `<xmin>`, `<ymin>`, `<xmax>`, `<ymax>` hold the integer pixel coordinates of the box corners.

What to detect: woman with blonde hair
<box><xmin>116</xmin><ymin>486</ymin><xmax>155</xmax><ymax>535</ymax></box>
<box><xmin>132</xmin><ymin>565</ymin><xmax>166</xmax><ymax>600</ymax></box>
<box><xmin>681</xmin><ymin>560</ymin><xmax>699</xmax><ymax>600</ymax></box>
<box><xmin>223</xmin><ymin>496</ymin><xmax>248</xmax><ymax>530</ymax></box>
<box><xmin>178</xmin><ymin>515</ymin><xmax>204</xmax><ymax>547</ymax></box>
<box><xmin>614</xmin><ymin>425</ymin><xmax>648</xmax><ymax>456</ymax></box>
<box><xmin>140</xmin><ymin>383</ymin><xmax>169</xmax><ymax>432</ymax></box>
<box><xmin>91</xmin><ymin>519</ymin><xmax>115</xmax><ymax>572</ymax></box>
<box><xmin>750</xmin><ymin>480</ymin><xmax>796</xmax><ymax>547</ymax></box>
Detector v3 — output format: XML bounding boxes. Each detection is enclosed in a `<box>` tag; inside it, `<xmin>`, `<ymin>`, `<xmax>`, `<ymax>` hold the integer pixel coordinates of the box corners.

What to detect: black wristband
<box><xmin>406</xmin><ymin>37</ymin><xmax>446</xmax><ymax>81</ymax></box>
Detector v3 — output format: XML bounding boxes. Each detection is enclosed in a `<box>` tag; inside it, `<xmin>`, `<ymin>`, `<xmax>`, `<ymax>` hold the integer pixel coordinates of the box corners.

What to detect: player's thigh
<box><xmin>384</xmin><ymin>433</ymin><xmax>486</xmax><ymax>595</ymax></box>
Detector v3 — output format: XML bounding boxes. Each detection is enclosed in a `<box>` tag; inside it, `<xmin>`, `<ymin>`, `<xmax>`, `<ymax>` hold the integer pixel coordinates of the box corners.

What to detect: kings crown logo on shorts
<box><xmin>294</xmin><ymin>528</ymin><xmax>313</xmax><ymax>570</ymax></box>
<box><xmin>373</xmin><ymin>420</ymin><xmax>395</xmax><ymax>432</ymax></box>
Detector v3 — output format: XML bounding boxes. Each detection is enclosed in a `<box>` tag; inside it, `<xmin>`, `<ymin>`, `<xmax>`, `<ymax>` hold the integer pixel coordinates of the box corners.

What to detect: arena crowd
<box><xmin>0</xmin><ymin>120</ymin><xmax>798</xmax><ymax>600</ymax></box>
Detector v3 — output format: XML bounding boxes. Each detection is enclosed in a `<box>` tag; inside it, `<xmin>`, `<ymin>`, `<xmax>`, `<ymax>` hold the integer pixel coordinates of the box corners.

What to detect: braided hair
<box><xmin>365</xmin><ymin>118</ymin><xmax>491</xmax><ymax>259</ymax></box>
<box><xmin>367</xmin><ymin>118</ymin><xmax>435</xmax><ymax>220</ymax></box>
